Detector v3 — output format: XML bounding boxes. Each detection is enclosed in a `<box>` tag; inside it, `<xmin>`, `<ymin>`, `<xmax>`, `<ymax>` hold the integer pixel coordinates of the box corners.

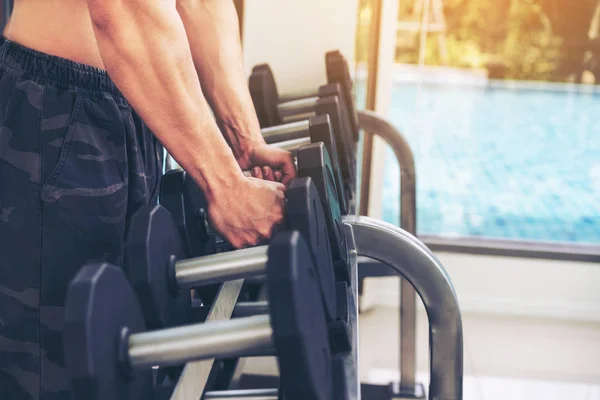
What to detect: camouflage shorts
<box><xmin>0</xmin><ymin>38</ymin><xmax>163</xmax><ymax>399</ymax></box>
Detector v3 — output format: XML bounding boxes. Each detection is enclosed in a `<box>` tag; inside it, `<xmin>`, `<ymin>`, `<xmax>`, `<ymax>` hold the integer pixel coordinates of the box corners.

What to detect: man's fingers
<box><xmin>253</xmin><ymin>166</ymin><xmax>263</xmax><ymax>180</ymax></box>
<box><xmin>262</xmin><ymin>166</ymin><xmax>274</xmax><ymax>181</ymax></box>
<box><xmin>279</xmin><ymin>152</ymin><xmax>297</xmax><ymax>185</ymax></box>
<box><xmin>248</xmin><ymin>146</ymin><xmax>297</xmax><ymax>185</ymax></box>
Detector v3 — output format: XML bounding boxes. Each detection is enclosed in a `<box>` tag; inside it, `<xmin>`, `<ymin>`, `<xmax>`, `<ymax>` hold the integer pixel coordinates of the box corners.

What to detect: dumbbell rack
<box><xmin>161</xmin><ymin>221</ymin><xmax>361</xmax><ymax>400</ymax></box>
<box><xmin>357</xmin><ymin>110</ymin><xmax>428</xmax><ymax>399</ymax></box>
<box><xmin>158</xmin><ymin>66</ymin><xmax>465</xmax><ymax>399</ymax></box>
<box><xmin>348</xmin><ymin>216</ymin><xmax>463</xmax><ymax>400</ymax></box>
<box><xmin>157</xmin><ymin>216</ymin><xmax>463</xmax><ymax>400</ymax></box>
<box><xmin>164</xmin><ymin>279</ymin><xmax>245</xmax><ymax>399</ymax></box>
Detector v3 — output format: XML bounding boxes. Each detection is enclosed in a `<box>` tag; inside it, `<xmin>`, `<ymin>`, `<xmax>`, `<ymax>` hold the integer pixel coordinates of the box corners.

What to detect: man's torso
<box><xmin>5</xmin><ymin>0</ymin><xmax>105</xmax><ymax>70</ymax></box>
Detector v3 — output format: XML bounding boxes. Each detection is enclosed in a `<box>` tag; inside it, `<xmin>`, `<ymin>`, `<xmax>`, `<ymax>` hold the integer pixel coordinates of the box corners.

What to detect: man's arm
<box><xmin>176</xmin><ymin>0</ymin><xmax>260</xmax><ymax>159</ymax></box>
<box><xmin>86</xmin><ymin>0</ymin><xmax>286</xmax><ymax>248</ymax></box>
<box><xmin>176</xmin><ymin>0</ymin><xmax>296</xmax><ymax>183</ymax></box>
<box><xmin>87</xmin><ymin>0</ymin><xmax>241</xmax><ymax>199</ymax></box>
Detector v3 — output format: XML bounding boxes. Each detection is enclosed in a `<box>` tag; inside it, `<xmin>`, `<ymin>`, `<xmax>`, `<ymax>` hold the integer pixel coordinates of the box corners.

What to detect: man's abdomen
<box><xmin>5</xmin><ymin>0</ymin><xmax>106</xmax><ymax>70</ymax></box>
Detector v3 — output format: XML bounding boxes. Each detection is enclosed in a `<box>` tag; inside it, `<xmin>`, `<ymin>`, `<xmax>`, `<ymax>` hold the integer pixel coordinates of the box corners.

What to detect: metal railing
<box><xmin>345</xmin><ymin>215</ymin><xmax>463</xmax><ymax>400</ymax></box>
<box><xmin>357</xmin><ymin>109</ymin><xmax>423</xmax><ymax>397</ymax></box>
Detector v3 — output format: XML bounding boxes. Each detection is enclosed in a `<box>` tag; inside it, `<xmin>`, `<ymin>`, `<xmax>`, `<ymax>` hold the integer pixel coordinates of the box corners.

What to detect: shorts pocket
<box><xmin>40</xmin><ymin>94</ymin><xmax>83</xmax><ymax>198</ymax></box>
<box><xmin>40</xmin><ymin>95</ymin><xmax>128</xmax><ymax>204</ymax></box>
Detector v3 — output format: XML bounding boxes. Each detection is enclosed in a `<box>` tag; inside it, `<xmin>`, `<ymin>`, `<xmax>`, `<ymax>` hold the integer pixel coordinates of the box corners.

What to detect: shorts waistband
<box><xmin>0</xmin><ymin>37</ymin><xmax>128</xmax><ymax>105</ymax></box>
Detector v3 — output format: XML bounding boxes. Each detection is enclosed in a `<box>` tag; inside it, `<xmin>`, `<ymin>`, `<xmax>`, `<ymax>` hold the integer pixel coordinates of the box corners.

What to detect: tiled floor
<box><xmin>244</xmin><ymin>304</ymin><xmax>600</xmax><ymax>399</ymax></box>
<box><xmin>365</xmin><ymin>369</ymin><xmax>600</xmax><ymax>400</ymax></box>
<box><xmin>359</xmin><ymin>307</ymin><xmax>600</xmax><ymax>400</ymax></box>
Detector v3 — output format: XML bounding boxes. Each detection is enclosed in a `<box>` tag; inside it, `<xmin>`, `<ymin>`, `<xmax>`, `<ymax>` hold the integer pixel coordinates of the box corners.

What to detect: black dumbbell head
<box><xmin>286</xmin><ymin>177</ymin><xmax>337</xmax><ymax>322</ymax></box>
<box><xmin>325</xmin><ymin>51</ymin><xmax>360</xmax><ymax>142</ymax></box>
<box><xmin>328</xmin><ymin>281</ymin><xmax>352</xmax><ymax>354</ymax></box>
<box><xmin>314</xmin><ymin>90</ymin><xmax>356</xmax><ymax>199</ymax></box>
<box><xmin>297</xmin><ymin>142</ymin><xmax>349</xmax><ymax>282</ymax></box>
<box><xmin>308</xmin><ymin>113</ymin><xmax>349</xmax><ymax>215</ymax></box>
<box><xmin>249</xmin><ymin>64</ymin><xmax>282</xmax><ymax>127</ymax></box>
<box><xmin>160</xmin><ymin>170</ymin><xmax>217</xmax><ymax>258</ymax></box>
<box><xmin>124</xmin><ymin>204</ymin><xmax>190</xmax><ymax>329</ymax></box>
<box><xmin>64</xmin><ymin>263</ymin><xmax>152</xmax><ymax>400</ymax></box>
<box><xmin>267</xmin><ymin>231</ymin><xmax>333</xmax><ymax>400</ymax></box>
<box><xmin>160</xmin><ymin>170</ymin><xmax>192</xmax><ymax>257</ymax></box>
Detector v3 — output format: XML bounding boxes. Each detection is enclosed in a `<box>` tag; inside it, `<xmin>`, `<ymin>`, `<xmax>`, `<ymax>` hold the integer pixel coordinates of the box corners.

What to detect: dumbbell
<box><xmin>126</xmin><ymin>173</ymin><xmax>351</xmax><ymax>353</ymax></box>
<box><xmin>167</xmin><ymin>116</ymin><xmax>349</xmax><ymax>215</ymax></box>
<box><xmin>165</xmin><ymin>115</ymin><xmax>349</xmax><ymax>213</ymax></box>
<box><xmin>250</xmin><ymin>62</ymin><xmax>356</xmax><ymax>198</ymax></box>
<box><xmin>250</xmin><ymin>50</ymin><xmax>359</xmax><ymax>143</ymax></box>
<box><xmin>64</xmin><ymin>231</ymin><xmax>333</xmax><ymax>400</ymax></box>
<box><xmin>255</xmin><ymin>115</ymin><xmax>349</xmax><ymax>214</ymax></box>
<box><xmin>160</xmin><ymin>143</ymin><xmax>350</xmax><ymax>283</ymax></box>
<box><xmin>230</xmin><ymin>275</ymin><xmax>352</xmax><ymax>357</ymax></box>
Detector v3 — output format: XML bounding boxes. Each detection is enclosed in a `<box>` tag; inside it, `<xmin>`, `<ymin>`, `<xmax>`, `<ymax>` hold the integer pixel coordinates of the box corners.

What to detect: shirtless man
<box><xmin>0</xmin><ymin>1</ymin><xmax>296</xmax><ymax>398</ymax></box>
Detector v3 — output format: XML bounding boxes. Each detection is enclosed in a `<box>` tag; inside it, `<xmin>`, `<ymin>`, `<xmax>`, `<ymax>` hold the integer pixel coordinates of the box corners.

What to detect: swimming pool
<box><xmin>379</xmin><ymin>82</ymin><xmax>600</xmax><ymax>244</ymax></box>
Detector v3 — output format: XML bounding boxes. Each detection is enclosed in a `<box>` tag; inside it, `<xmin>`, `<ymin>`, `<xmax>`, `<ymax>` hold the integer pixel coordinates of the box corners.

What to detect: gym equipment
<box><xmin>165</xmin><ymin>116</ymin><xmax>349</xmax><ymax>214</ymax></box>
<box><xmin>343</xmin><ymin>215</ymin><xmax>463</xmax><ymax>400</ymax></box>
<box><xmin>356</xmin><ymin>109</ymin><xmax>426</xmax><ymax>398</ymax></box>
<box><xmin>128</xmin><ymin>176</ymin><xmax>351</xmax><ymax>353</ymax></box>
<box><xmin>298</xmin><ymin>142</ymin><xmax>348</xmax><ymax>281</ymax></box>
<box><xmin>128</xmin><ymin>178</ymin><xmax>335</xmax><ymax>325</ymax></box>
<box><xmin>207</xmin><ymin>220</ymin><xmax>360</xmax><ymax>400</ymax></box>
<box><xmin>229</xmin><ymin>279</ymin><xmax>351</xmax><ymax>356</ymax></box>
<box><xmin>64</xmin><ymin>231</ymin><xmax>333</xmax><ymax>400</ymax></box>
<box><xmin>250</xmin><ymin>50</ymin><xmax>359</xmax><ymax>143</ymax></box>
<box><xmin>249</xmin><ymin>63</ymin><xmax>356</xmax><ymax>200</ymax></box>
<box><xmin>324</xmin><ymin>50</ymin><xmax>360</xmax><ymax>143</ymax></box>
<box><xmin>259</xmin><ymin>115</ymin><xmax>349</xmax><ymax>214</ymax></box>
<box><xmin>231</xmin><ymin>301</ymin><xmax>269</xmax><ymax>318</ymax></box>
<box><xmin>203</xmin><ymin>389</ymin><xmax>279</xmax><ymax>399</ymax></box>
<box><xmin>160</xmin><ymin>142</ymin><xmax>350</xmax><ymax>282</ymax></box>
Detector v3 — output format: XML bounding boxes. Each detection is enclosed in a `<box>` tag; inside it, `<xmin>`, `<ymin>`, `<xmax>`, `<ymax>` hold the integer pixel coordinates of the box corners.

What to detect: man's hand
<box><xmin>237</xmin><ymin>143</ymin><xmax>297</xmax><ymax>186</ymax></box>
<box><xmin>207</xmin><ymin>177</ymin><xmax>287</xmax><ymax>248</ymax></box>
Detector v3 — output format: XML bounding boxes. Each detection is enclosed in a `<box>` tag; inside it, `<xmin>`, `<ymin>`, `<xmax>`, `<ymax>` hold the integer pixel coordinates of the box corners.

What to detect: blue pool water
<box><xmin>380</xmin><ymin>82</ymin><xmax>600</xmax><ymax>244</ymax></box>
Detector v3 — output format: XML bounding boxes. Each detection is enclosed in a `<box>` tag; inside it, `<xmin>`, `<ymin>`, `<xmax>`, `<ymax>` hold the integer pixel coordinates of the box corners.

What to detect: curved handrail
<box><xmin>358</xmin><ymin>109</ymin><xmax>416</xmax><ymax>234</ymax></box>
<box><xmin>357</xmin><ymin>109</ymin><xmax>420</xmax><ymax>393</ymax></box>
<box><xmin>344</xmin><ymin>215</ymin><xmax>463</xmax><ymax>400</ymax></box>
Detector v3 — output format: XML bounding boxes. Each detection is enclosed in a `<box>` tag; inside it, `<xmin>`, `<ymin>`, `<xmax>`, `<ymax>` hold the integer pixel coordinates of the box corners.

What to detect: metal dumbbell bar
<box><xmin>203</xmin><ymin>389</ymin><xmax>279</xmax><ymax>399</ymax></box>
<box><xmin>64</xmin><ymin>231</ymin><xmax>334</xmax><ymax>400</ymax></box>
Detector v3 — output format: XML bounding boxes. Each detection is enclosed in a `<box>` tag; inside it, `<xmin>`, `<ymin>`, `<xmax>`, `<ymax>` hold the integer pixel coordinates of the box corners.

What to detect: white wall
<box><xmin>242</xmin><ymin>0</ymin><xmax>359</xmax><ymax>95</ymax></box>
<box><xmin>361</xmin><ymin>253</ymin><xmax>600</xmax><ymax>323</ymax></box>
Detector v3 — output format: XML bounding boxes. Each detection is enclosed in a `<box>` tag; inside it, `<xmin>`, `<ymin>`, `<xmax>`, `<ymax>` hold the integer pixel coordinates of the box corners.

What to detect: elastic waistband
<box><xmin>0</xmin><ymin>37</ymin><xmax>128</xmax><ymax>105</ymax></box>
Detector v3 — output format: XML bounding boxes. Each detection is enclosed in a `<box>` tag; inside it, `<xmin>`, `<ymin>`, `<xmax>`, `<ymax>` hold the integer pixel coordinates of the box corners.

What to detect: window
<box><xmin>379</xmin><ymin>0</ymin><xmax>600</xmax><ymax>245</ymax></box>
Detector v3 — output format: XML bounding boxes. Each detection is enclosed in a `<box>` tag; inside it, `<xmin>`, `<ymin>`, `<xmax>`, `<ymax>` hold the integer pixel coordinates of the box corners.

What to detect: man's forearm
<box><xmin>177</xmin><ymin>0</ymin><xmax>264</xmax><ymax>159</ymax></box>
<box><xmin>87</xmin><ymin>0</ymin><xmax>243</xmax><ymax>200</ymax></box>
